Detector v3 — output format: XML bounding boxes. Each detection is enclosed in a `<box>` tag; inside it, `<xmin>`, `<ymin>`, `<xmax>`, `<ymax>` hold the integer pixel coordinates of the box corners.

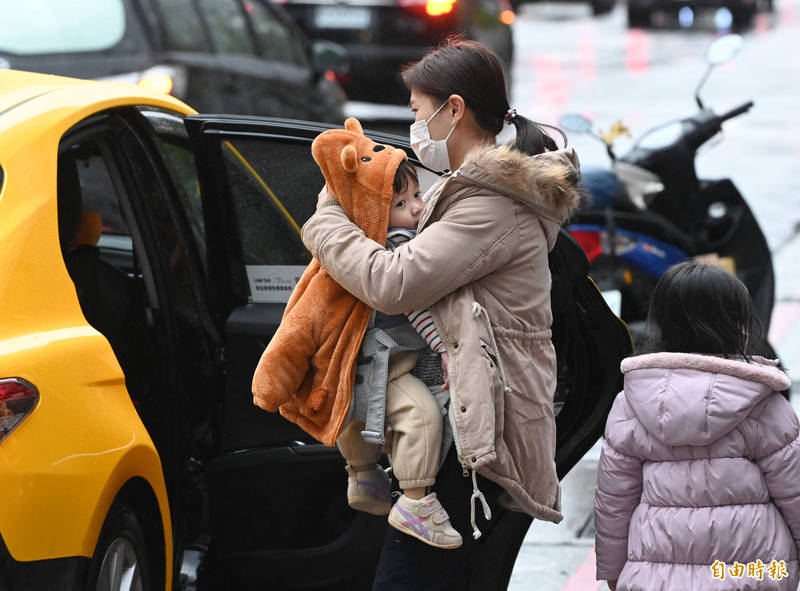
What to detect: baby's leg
<box><xmin>337</xmin><ymin>420</ymin><xmax>390</xmax><ymax>515</ymax></box>
<box><xmin>385</xmin><ymin>373</ymin><xmax>442</xmax><ymax>493</ymax></box>
<box><xmin>337</xmin><ymin>419</ymin><xmax>380</xmax><ymax>469</ymax></box>
<box><xmin>385</xmin><ymin>373</ymin><xmax>460</xmax><ymax>548</ymax></box>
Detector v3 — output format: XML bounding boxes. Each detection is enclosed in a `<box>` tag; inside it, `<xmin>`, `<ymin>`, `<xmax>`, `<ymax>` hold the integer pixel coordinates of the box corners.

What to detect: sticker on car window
<box><xmin>247</xmin><ymin>265</ymin><xmax>307</xmax><ymax>303</ymax></box>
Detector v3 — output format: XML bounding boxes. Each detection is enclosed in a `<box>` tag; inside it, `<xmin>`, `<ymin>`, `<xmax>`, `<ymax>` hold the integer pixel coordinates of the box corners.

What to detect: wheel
<box><xmin>86</xmin><ymin>499</ymin><xmax>154</xmax><ymax>591</ymax></box>
<box><xmin>627</xmin><ymin>4</ymin><xmax>651</xmax><ymax>26</ymax></box>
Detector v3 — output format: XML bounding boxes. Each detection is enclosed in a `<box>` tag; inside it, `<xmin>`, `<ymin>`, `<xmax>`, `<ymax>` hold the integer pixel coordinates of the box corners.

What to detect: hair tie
<box><xmin>504</xmin><ymin>108</ymin><xmax>517</xmax><ymax>124</ymax></box>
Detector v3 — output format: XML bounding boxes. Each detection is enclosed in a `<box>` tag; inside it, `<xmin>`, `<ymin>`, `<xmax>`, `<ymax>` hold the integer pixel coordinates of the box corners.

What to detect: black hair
<box><xmin>393</xmin><ymin>159</ymin><xmax>419</xmax><ymax>195</ymax></box>
<box><xmin>401</xmin><ymin>36</ymin><xmax>565</xmax><ymax>157</ymax></box>
<box><xmin>639</xmin><ymin>261</ymin><xmax>770</xmax><ymax>360</ymax></box>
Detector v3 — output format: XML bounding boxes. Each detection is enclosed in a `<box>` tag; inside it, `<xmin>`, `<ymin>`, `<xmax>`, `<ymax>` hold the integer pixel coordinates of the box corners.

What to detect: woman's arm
<box><xmin>302</xmin><ymin>194</ymin><xmax>518</xmax><ymax>315</ymax></box>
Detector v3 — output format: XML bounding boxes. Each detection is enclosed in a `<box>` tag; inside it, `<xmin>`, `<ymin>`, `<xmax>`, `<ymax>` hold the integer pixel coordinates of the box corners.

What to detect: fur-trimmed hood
<box><xmin>455</xmin><ymin>143</ymin><xmax>582</xmax><ymax>249</ymax></box>
<box><xmin>620</xmin><ymin>353</ymin><xmax>792</xmax><ymax>446</ymax></box>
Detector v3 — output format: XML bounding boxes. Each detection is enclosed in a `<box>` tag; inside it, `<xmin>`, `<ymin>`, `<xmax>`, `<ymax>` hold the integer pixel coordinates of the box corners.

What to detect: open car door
<box><xmin>185</xmin><ymin>115</ymin><xmax>633</xmax><ymax>590</ymax></box>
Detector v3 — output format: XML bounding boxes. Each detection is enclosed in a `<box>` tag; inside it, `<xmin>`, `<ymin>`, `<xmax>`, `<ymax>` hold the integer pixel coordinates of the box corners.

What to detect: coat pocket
<box><xmin>479</xmin><ymin>340</ymin><xmax>506</xmax><ymax>437</ymax></box>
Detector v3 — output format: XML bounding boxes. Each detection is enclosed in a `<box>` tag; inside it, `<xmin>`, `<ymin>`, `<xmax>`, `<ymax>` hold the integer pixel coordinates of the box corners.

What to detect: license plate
<box><xmin>314</xmin><ymin>5</ymin><xmax>372</xmax><ymax>29</ymax></box>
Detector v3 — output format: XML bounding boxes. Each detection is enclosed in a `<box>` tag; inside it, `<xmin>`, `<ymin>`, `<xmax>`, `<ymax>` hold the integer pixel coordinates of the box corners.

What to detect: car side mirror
<box><xmin>311</xmin><ymin>40</ymin><xmax>350</xmax><ymax>77</ymax></box>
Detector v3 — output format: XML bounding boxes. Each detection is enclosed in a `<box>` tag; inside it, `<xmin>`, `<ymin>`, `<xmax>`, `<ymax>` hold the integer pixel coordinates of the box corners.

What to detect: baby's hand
<box><xmin>441</xmin><ymin>351</ymin><xmax>450</xmax><ymax>390</ymax></box>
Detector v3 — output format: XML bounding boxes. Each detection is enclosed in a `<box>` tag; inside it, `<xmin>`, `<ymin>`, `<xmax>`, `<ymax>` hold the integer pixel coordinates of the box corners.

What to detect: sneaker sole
<box><xmin>387</xmin><ymin>517</ymin><xmax>463</xmax><ymax>549</ymax></box>
<box><xmin>348</xmin><ymin>495</ymin><xmax>391</xmax><ymax>516</ymax></box>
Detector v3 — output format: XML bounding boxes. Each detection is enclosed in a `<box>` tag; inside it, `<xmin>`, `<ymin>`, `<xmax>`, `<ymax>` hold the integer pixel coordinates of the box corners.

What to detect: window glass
<box><xmin>244</xmin><ymin>0</ymin><xmax>306</xmax><ymax>66</ymax></box>
<box><xmin>152</xmin><ymin>0</ymin><xmax>209</xmax><ymax>52</ymax></box>
<box><xmin>197</xmin><ymin>0</ymin><xmax>255</xmax><ymax>55</ymax></box>
<box><xmin>72</xmin><ymin>141</ymin><xmax>131</xmax><ymax>238</ymax></box>
<box><xmin>220</xmin><ymin>138</ymin><xmax>320</xmax><ymax>302</ymax></box>
<box><xmin>0</xmin><ymin>0</ymin><xmax>127</xmax><ymax>55</ymax></box>
<box><xmin>138</xmin><ymin>108</ymin><xmax>207</xmax><ymax>273</ymax></box>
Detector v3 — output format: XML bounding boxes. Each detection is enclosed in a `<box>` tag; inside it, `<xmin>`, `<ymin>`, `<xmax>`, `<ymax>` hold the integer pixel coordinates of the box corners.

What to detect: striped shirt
<box><xmin>386</xmin><ymin>228</ymin><xmax>446</xmax><ymax>354</ymax></box>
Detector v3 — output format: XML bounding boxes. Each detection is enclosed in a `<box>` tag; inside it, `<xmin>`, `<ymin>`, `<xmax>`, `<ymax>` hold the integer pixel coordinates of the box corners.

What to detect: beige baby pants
<box><xmin>337</xmin><ymin>351</ymin><xmax>442</xmax><ymax>490</ymax></box>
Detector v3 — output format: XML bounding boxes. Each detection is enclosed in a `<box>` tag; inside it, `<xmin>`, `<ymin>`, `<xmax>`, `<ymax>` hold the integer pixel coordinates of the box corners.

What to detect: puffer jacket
<box><xmin>302</xmin><ymin>143</ymin><xmax>581</xmax><ymax>524</ymax></box>
<box><xmin>594</xmin><ymin>353</ymin><xmax>799</xmax><ymax>591</ymax></box>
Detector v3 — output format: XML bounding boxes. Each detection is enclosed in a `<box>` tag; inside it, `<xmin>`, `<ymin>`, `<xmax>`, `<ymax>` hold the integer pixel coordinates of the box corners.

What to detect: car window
<box><xmin>152</xmin><ymin>0</ymin><xmax>210</xmax><ymax>52</ymax></box>
<box><xmin>71</xmin><ymin>141</ymin><xmax>132</xmax><ymax>240</ymax></box>
<box><xmin>219</xmin><ymin>138</ymin><xmax>319</xmax><ymax>303</ymax></box>
<box><xmin>197</xmin><ymin>0</ymin><xmax>256</xmax><ymax>55</ymax></box>
<box><xmin>0</xmin><ymin>0</ymin><xmax>134</xmax><ymax>55</ymax></box>
<box><xmin>244</xmin><ymin>0</ymin><xmax>307</xmax><ymax>67</ymax></box>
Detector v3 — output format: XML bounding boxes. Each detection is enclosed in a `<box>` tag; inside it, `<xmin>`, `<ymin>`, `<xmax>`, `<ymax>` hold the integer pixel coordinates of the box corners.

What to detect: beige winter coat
<box><xmin>302</xmin><ymin>143</ymin><xmax>581</xmax><ymax>523</ymax></box>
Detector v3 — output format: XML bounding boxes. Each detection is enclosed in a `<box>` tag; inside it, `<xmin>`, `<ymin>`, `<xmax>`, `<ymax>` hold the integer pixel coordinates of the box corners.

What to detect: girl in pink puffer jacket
<box><xmin>594</xmin><ymin>261</ymin><xmax>799</xmax><ymax>591</ymax></box>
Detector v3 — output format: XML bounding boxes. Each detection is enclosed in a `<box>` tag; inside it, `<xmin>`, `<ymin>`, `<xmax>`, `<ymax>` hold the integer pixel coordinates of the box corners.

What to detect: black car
<box><xmin>278</xmin><ymin>0</ymin><xmax>515</xmax><ymax>105</ymax></box>
<box><xmin>0</xmin><ymin>0</ymin><xmax>349</xmax><ymax>122</ymax></box>
<box><xmin>627</xmin><ymin>0</ymin><xmax>757</xmax><ymax>28</ymax></box>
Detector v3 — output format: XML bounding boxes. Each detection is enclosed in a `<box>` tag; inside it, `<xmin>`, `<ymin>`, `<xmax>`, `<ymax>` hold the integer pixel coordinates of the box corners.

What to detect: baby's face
<box><xmin>388</xmin><ymin>179</ymin><xmax>422</xmax><ymax>230</ymax></box>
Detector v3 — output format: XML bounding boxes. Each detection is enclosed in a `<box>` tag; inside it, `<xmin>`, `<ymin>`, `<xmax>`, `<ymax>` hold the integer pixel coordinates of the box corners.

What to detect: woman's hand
<box><xmin>441</xmin><ymin>352</ymin><xmax>450</xmax><ymax>389</ymax></box>
<box><xmin>316</xmin><ymin>184</ymin><xmax>335</xmax><ymax>210</ymax></box>
<box><xmin>607</xmin><ymin>580</ymin><xmax>617</xmax><ymax>591</ymax></box>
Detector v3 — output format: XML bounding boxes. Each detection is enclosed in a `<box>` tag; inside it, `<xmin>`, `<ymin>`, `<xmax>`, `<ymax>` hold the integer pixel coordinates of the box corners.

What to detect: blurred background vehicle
<box><xmin>0</xmin><ymin>0</ymin><xmax>349</xmax><ymax>123</ymax></box>
<box><xmin>276</xmin><ymin>0</ymin><xmax>516</xmax><ymax>106</ymax></box>
<box><xmin>509</xmin><ymin>0</ymin><xmax>616</xmax><ymax>18</ymax></box>
<box><xmin>626</xmin><ymin>0</ymin><xmax>765</xmax><ymax>29</ymax></box>
<box><xmin>561</xmin><ymin>35</ymin><xmax>775</xmax><ymax>343</ymax></box>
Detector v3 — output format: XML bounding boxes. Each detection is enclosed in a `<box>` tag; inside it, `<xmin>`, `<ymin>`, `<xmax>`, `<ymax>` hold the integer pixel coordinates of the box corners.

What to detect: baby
<box><xmin>336</xmin><ymin>160</ymin><xmax>461</xmax><ymax>549</ymax></box>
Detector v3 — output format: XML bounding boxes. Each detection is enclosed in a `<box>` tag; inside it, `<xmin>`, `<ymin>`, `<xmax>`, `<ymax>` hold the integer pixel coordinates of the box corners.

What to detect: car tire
<box><xmin>627</xmin><ymin>4</ymin><xmax>651</xmax><ymax>26</ymax></box>
<box><xmin>85</xmin><ymin>498</ymin><xmax>154</xmax><ymax>591</ymax></box>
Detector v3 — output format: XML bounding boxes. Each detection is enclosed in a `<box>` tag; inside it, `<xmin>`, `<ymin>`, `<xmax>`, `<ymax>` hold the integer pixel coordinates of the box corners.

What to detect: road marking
<box><xmin>561</xmin><ymin>547</ymin><xmax>603</xmax><ymax>591</ymax></box>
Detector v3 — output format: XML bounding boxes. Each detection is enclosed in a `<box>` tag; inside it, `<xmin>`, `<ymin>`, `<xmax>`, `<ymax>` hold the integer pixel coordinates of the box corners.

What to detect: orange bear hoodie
<box><xmin>251</xmin><ymin>117</ymin><xmax>408</xmax><ymax>446</ymax></box>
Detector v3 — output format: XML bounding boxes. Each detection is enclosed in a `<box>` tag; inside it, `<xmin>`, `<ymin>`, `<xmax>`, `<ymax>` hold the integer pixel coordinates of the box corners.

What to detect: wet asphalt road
<box><xmin>505</xmin><ymin>1</ymin><xmax>800</xmax><ymax>589</ymax></box>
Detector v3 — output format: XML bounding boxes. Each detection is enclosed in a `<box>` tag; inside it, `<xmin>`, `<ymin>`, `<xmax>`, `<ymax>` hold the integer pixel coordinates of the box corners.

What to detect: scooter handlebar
<box><xmin>718</xmin><ymin>101</ymin><xmax>754</xmax><ymax>124</ymax></box>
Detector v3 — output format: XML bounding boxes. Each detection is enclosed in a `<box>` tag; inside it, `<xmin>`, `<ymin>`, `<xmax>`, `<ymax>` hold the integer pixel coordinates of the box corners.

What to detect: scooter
<box><xmin>560</xmin><ymin>34</ymin><xmax>774</xmax><ymax>346</ymax></box>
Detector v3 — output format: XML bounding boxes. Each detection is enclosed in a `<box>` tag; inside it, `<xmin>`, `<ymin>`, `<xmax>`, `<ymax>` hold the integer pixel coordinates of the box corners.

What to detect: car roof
<box><xmin>0</xmin><ymin>69</ymin><xmax>195</xmax><ymax>136</ymax></box>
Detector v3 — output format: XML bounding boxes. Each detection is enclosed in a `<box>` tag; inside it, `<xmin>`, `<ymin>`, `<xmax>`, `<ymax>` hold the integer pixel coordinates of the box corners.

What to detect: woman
<box><xmin>304</xmin><ymin>38</ymin><xmax>582</xmax><ymax>588</ymax></box>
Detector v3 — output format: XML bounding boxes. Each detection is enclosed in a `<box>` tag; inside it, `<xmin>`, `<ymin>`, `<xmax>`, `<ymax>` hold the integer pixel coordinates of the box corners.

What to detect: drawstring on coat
<box><xmin>470</xmin><ymin>468</ymin><xmax>492</xmax><ymax>539</ymax></box>
<box><xmin>471</xmin><ymin>302</ymin><xmax>512</xmax><ymax>393</ymax></box>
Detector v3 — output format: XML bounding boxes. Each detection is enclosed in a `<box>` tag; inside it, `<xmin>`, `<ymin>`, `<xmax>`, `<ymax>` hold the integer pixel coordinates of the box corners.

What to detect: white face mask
<box><xmin>409</xmin><ymin>100</ymin><xmax>457</xmax><ymax>173</ymax></box>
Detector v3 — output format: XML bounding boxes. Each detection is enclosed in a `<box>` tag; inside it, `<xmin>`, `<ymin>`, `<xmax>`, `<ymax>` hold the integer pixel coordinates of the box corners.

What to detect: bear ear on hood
<box><xmin>341</xmin><ymin>144</ymin><xmax>359</xmax><ymax>173</ymax></box>
<box><xmin>344</xmin><ymin>117</ymin><xmax>364</xmax><ymax>135</ymax></box>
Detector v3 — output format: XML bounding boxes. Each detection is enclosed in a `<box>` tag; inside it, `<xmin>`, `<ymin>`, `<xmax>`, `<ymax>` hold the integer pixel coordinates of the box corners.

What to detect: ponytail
<box><xmin>509</xmin><ymin>113</ymin><xmax>566</xmax><ymax>156</ymax></box>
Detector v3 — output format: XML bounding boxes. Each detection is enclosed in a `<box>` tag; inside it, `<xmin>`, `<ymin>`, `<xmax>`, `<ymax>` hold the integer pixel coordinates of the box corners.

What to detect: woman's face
<box><xmin>409</xmin><ymin>87</ymin><xmax>453</xmax><ymax>141</ymax></box>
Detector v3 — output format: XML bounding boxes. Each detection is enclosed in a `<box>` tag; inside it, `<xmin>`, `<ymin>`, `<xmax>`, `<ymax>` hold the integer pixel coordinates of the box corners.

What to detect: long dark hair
<box><xmin>401</xmin><ymin>36</ymin><xmax>563</xmax><ymax>157</ymax></box>
<box><xmin>640</xmin><ymin>261</ymin><xmax>770</xmax><ymax>360</ymax></box>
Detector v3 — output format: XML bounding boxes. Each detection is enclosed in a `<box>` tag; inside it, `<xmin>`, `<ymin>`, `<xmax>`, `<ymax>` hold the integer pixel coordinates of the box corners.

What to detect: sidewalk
<box><xmin>509</xmin><ymin>384</ymin><xmax>800</xmax><ymax>591</ymax></box>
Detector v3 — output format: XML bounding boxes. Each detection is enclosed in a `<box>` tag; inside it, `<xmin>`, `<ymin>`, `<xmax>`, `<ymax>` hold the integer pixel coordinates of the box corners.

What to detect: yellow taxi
<box><xmin>0</xmin><ymin>69</ymin><xmax>631</xmax><ymax>591</ymax></box>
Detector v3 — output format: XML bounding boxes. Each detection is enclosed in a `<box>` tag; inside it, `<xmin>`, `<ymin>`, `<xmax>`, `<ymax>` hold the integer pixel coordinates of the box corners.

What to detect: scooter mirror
<box><xmin>559</xmin><ymin>114</ymin><xmax>593</xmax><ymax>134</ymax></box>
<box><xmin>706</xmin><ymin>34</ymin><xmax>744</xmax><ymax>66</ymax></box>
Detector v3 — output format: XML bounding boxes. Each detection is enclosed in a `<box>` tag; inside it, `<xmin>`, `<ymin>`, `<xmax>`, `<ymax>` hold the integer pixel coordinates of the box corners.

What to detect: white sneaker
<box><xmin>346</xmin><ymin>465</ymin><xmax>392</xmax><ymax>515</ymax></box>
<box><xmin>388</xmin><ymin>492</ymin><xmax>462</xmax><ymax>549</ymax></box>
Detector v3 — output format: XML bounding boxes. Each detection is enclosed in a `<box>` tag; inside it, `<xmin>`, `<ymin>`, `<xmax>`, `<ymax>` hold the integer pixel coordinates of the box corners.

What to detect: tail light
<box><xmin>399</xmin><ymin>0</ymin><xmax>456</xmax><ymax>16</ymax></box>
<box><xmin>0</xmin><ymin>378</ymin><xmax>39</xmax><ymax>444</ymax></box>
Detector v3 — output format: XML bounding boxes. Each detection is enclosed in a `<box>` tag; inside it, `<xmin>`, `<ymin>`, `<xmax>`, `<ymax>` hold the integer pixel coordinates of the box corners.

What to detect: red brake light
<box><xmin>0</xmin><ymin>378</ymin><xmax>39</xmax><ymax>443</ymax></box>
<box><xmin>569</xmin><ymin>229</ymin><xmax>604</xmax><ymax>263</ymax></box>
<box><xmin>399</xmin><ymin>0</ymin><xmax>455</xmax><ymax>15</ymax></box>
<box><xmin>426</xmin><ymin>0</ymin><xmax>455</xmax><ymax>15</ymax></box>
